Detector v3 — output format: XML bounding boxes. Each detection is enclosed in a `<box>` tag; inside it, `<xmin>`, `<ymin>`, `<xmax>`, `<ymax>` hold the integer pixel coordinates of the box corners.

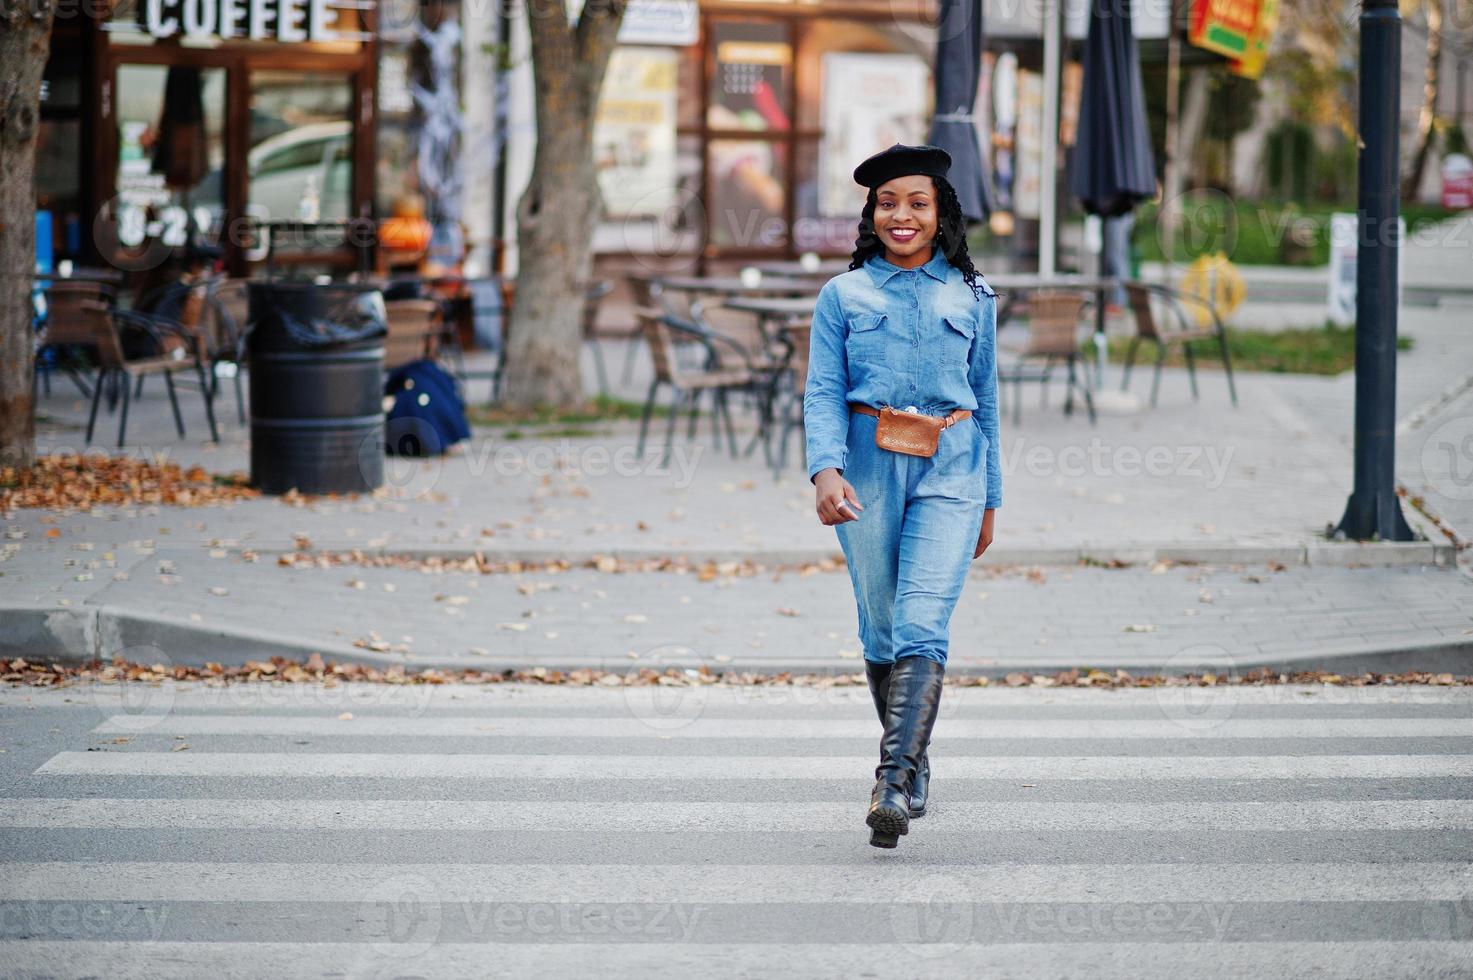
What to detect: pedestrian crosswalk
<box><xmin>1</xmin><ymin>681</ymin><xmax>1471</xmax><ymax>978</ymax></box>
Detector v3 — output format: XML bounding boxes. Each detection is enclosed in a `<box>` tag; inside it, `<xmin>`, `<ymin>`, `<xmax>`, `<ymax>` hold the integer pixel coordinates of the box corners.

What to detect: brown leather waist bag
<box><xmin>850</xmin><ymin>403</ymin><xmax>971</xmax><ymax>458</ymax></box>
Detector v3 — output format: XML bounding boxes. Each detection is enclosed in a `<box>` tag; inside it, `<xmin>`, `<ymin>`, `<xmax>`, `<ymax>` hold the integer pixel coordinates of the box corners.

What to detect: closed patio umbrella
<box><xmin>1070</xmin><ymin>0</ymin><xmax>1156</xmax><ymax>395</ymax></box>
<box><xmin>1069</xmin><ymin>0</ymin><xmax>1156</xmax><ymax>217</ymax></box>
<box><xmin>926</xmin><ymin>0</ymin><xmax>991</xmax><ymax>222</ymax></box>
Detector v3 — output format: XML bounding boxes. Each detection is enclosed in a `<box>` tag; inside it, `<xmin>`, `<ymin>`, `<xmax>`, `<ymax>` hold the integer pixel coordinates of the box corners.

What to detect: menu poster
<box><xmin>1013</xmin><ymin>69</ymin><xmax>1043</xmax><ymax>220</ymax></box>
<box><xmin>818</xmin><ymin>53</ymin><xmax>930</xmax><ymax>218</ymax></box>
<box><xmin>594</xmin><ymin>46</ymin><xmax>678</xmax><ymax>217</ymax></box>
<box><xmin>712</xmin><ymin>39</ymin><xmax>791</xmax><ymax>131</ymax></box>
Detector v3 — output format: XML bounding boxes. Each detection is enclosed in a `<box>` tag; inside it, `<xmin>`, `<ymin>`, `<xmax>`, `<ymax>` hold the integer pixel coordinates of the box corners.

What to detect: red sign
<box><xmin>1442</xmin><ymin>157</ymin><xmax>1473</xmax><ymax>210</ymax></box>
<box><xmin>1190</xmin><ymin>0</ymin><xmax>1261</xmax><ymax>59</ymax></box>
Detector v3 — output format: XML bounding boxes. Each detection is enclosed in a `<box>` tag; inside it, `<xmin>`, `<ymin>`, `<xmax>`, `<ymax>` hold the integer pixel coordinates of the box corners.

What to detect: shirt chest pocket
<box><xmin>939</xmin><ymin>313</ymin><xmax>976</xmax><ymax>364</ymax></box>
<box><xmin>845</xmin><ymin>312</ymin><xmax>890</xmax><ymax>364</ymax></box>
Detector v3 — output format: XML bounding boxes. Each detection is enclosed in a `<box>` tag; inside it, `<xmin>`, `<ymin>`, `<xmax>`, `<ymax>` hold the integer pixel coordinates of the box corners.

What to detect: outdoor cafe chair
<box><xmin>1120</xmin><ymin>281</ymin><xmax>1238</xmax><ymax>407</ymax></box>
<box><xmin>997</xmin><ymin>289</ymin><xmax>1096</xmax><ymax>425</ymax></box>
<box><xmin>632</xmin><ymin>305</ymin><xmax>751</xmax><ymax>465</ymax></box>
<box><xmin>130</xmin><ymin>279</ymin><xmax>213</xmax><ymax>400</ymax></box>
<box><xmin>383</xmin><ymin>299</ymin><xmax>443</xmax><ymax>372</ymax></box>
<box><xmin>767</xmin><ymin>322</ymin><xmax>811</xmax><ymax>478</ymax></box>
<box><xmin>78</xmin><ymin>300</ymin><xmax>219</xmax><ymax>448</ymax></box>
<box><xmin>580</xmin><ymin>278</ymin><xmax>641</xmax><ymax>395</ymax></box>
<box><xmin>33</xmin><ymin>280</ymin><xmax>115</xmax><ymax>401</ymax></box>
<box><xmin>692</xmin><ymin>301</ymin><xmax>790</xmax><ymax>451</ymax></box>
<box><xmin>201</xmin><ymin>277</ymin><xmax>251</xmax><ymax>424</ymax></box>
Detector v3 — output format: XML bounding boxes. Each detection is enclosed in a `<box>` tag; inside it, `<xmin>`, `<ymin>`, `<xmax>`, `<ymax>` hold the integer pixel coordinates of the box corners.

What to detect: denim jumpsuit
<box><xmin>803</xmin><ymin>247</ymin><xmax>1002</xmax><ymax>667</ymax></box>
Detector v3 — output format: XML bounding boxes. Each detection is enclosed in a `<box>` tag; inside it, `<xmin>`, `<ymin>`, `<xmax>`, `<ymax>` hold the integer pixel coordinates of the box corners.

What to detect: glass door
<box><xmin>246</xmin><ymin>70</ymin><xmax>355</xmax><ymax>224</ymax></box>
<box><xmin>113</xmin><ymin>64</ymin><xmax>227</xmax><ymax>253</ymax></box>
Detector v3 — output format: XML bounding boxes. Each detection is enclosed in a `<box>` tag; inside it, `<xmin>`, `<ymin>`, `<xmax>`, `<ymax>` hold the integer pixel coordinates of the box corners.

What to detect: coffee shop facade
<box><xmin>38</xmin><ymin>0</ymin><xmax>494</xmax><ymax>276</ymax></box>
<box><xmin>39</xmin><ymin>0</ymin><xmax>1160</xmax><ymax>280</ymax></box>
<box><xmin>510</xmin><ymin>0</ymin><xmax>1167</xmax><ymax>277</ymax></box>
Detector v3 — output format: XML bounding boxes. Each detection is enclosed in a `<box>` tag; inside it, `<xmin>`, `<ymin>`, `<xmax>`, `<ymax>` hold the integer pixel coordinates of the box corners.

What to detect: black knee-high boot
<box><xmin>866</xmin><ymin>656</ymin><xmax>945</xmax><ymax>848</ymax></box>
<box><xmin>864</xmin><ymin>661</ymin><xmax>931</xmax><ymax>818</ymax></box>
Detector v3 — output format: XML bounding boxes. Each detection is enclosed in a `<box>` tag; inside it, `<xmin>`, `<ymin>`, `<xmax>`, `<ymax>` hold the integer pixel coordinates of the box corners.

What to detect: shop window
<box><xmin>597</xmin><ymin>46</ymin><xmax>680</xmax><ymax>219</ymax></box>
<box><xmin>795</xmin><ymin>19</ymin><xmax>933</xmax><ymax>132</ymax></box>
<box><xmin>708</xmin><ymin>19</ymin><xmax>791</xmax><ymax>132</ymax></box>
<box><xmin>38</xmin><ymin>44</ymin><xmax>83</xmax><ymax>259</ymax></box>
<box><xmin>794</xmin><ymin>136</ymin><xmax>860</xmax><ymax>254</ymax></box>
<box><xmin>248</xmin><ymin>70</ymin><xmax>353</xmax><ymax>222</ymax></box>
<box><xmin>708</xmin><ymin>138</ymin><xmax>787</xmax><ymax>249</ymax></box>
<box><xmin>113</xmin><ymin>64</ymin><xmax>227</xmax><ymax>249</ymax></box>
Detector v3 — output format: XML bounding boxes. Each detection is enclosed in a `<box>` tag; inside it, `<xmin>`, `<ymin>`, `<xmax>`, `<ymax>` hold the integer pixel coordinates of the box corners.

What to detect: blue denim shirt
<box><xmin>803</xmin><ymin>246</ymin><xmax>1003</xmax><ymax>509</ymax></box>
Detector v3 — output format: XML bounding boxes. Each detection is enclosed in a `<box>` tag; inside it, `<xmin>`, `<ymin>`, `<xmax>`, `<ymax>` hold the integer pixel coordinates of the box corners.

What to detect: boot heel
<box><xmin>869</xmin><ymin>829</ymin><xmax>899</xmax><ymax>848</ymax></box>
<box><xmin>866</xmin><ymin>801</ymin><xmax>910</xmax><ymax>842</ymax></box>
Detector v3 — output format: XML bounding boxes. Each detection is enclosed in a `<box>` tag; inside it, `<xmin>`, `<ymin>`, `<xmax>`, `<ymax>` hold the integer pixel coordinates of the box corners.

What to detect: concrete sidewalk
<box><xmin>5</xmin><ymin>288</ymin><xmax>1469</xmax><ymax>674</ymax></box>
<box><xmin>3</xmin><ymin>545</ymin><xmax>1470</xmax><ymax>676</ymax></box>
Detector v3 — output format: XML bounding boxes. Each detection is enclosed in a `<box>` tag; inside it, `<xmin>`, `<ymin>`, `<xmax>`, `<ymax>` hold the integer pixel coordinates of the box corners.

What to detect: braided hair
<box><xmin>847</xmin><ymin>175</ymin><xmax>985</xmax><ymax>301</ymax></box>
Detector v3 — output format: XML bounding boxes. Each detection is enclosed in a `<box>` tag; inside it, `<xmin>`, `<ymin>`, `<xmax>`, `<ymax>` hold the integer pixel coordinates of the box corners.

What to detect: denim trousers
<box><xmin>834</xmin><ymin>407</ymin><xmax>989</xmax><ymax>667</ymax></box>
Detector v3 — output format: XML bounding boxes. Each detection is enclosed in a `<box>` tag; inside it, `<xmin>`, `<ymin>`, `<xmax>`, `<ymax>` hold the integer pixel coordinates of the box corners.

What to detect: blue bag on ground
<box><xmin>383</xmin><ymin>359</ymin><xmax>471</xmax><ymax>456</ymax></box>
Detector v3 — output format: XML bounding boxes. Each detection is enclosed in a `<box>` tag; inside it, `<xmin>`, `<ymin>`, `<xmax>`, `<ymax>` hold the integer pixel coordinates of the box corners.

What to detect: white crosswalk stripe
<box><xmin>35</xmin><ymin>749</ymin><xmax>1473</xmax><ymax>779</ymax></box>
<box><xmin>6</xmin><ymin>798</ymin><xmax>1473</xmax><ymax>832</ymax></box>
<box><xmin>2</xmin><ymin>682</ymin><xmax>1472</xmax><ymax>979</ymax></box>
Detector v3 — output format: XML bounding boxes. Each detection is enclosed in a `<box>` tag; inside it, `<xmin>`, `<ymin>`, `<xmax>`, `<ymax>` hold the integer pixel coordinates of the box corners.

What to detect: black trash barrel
<box><xmin>247</xmin><ymin>282</ymin><xmax>387</xmax><ymax>495</ymax></box>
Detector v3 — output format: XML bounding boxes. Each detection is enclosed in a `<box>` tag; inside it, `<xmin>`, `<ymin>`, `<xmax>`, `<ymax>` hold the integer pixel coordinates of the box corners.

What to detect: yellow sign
<box><xmin>1179</xmin><ymin>252</ymin><xmax>1246</xmax><ymax>327</ymax></box>
<box><xmin>1229</xmin><ymin>0</ymin><xmax>1277</xmax><ymax>79</ymax></box>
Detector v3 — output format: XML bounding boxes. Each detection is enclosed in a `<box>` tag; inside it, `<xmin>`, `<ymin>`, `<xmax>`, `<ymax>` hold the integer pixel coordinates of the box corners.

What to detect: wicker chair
<box><xmin>80</xmin><ymin>301</ymin><xmax>219</xmax><ymax>447</ymax></box>
<box><xmin>768</xmin><ymin>322</ymin><xmax>811</xmax><ymax>476</ymax></box>
<box><xmin>997</xmin><ymin>290</ymin><xmax>1096</xmax><ymax>424</ymax></box>
<box><xmin>383</xmin><ymin>299</ymin><xmax>442</xmax><ymax>371</ymax></box>
<box><xmin>33</xmin><ymin>280</ymin><xmax>115</xmax><ymax>400</ymax></box>
<box><xmin>633</xmin><ymin>305</ymin><xmax>752</xmax><ymax>465</ymax></box>
<box><xmin>1120</xmin><ymin>282</ymin><xmax>1238</xmax><ymax>407</ymax></box>
<box><xmin>580</xmin><ymin>278</ymin><xmax>643</xmax><ymax>395</ymax></box>
<box><xmin>200</xmin><ymin>277</ymin><xmax>251</xmax><ymax>423</ymax></box>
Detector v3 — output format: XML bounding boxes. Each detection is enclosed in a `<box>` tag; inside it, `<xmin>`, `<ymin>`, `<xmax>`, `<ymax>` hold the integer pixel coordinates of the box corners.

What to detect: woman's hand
<box><xmin>973</xmin><ymin>508</ymin><xmax>995</xmax><ymax>559</ymax></box>
<box><xmin>814</xmin><ymin>468</ymin><xmax>863</xmax><ymax>525</ymax></box>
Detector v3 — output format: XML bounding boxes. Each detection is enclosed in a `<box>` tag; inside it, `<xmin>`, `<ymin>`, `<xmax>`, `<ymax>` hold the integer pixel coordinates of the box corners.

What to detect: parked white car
<box><xmin>246</xmin><ymin>120</ymin><xmax>352</xmax><ymax>222</ymax></box>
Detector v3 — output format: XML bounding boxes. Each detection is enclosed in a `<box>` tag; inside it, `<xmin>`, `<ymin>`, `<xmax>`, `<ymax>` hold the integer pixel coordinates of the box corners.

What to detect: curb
<box><xmin>231</xmin><ymin>539</ymin><xmax>1457</xmax><ymax>569</ymax></box>
<box><xmin>5</xmin><ymin>603</ymin><xmax>1470</xmax><ymax>679</ymax></box>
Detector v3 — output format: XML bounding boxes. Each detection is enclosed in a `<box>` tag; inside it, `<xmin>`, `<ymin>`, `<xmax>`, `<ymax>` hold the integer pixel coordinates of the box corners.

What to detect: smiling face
<box><xmin>872</xmin><ymin>174</ymin><xmax>939</xmax><ymax>268</ymax></box>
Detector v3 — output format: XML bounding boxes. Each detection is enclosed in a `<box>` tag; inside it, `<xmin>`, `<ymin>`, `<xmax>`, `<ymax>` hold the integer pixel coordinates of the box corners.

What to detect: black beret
<box><xmin>852</xmin><ymin>143</ymin><xmax>952</xmax><ymax>189</ymax></box>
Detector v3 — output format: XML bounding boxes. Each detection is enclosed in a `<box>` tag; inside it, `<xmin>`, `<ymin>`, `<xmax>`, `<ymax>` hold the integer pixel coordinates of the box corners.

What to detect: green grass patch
<box><xmin>1107</xmin><ymin>321</ymin><xmax>1412</xmax><ymax>376</ymax></box>
<box><xmin>1132</xmin><ymin>198</ymin><xmax>1462</xmax><ymax>267</ymax></box>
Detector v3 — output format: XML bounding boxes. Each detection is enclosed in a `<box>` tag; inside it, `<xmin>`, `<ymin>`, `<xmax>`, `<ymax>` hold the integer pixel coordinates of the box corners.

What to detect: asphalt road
<box><xmin>1</xmin><ymin>680</ymin><xmax>1471</xmax><ymax>979</ymax></box>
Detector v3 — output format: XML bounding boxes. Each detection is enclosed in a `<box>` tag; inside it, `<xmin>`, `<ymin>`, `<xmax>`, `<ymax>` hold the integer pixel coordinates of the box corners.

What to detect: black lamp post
<box><xmin>1334</xmin><ymin>0</ymin><xmax>1415</xmax><ymax>542</ymax></box>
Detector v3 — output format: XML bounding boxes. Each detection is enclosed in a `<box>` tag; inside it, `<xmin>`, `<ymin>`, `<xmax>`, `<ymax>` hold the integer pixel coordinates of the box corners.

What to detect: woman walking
<box><xmin>803</xmin><ymin>143</ymin><xmax>1002</xmax><ymax>849</ymax></box>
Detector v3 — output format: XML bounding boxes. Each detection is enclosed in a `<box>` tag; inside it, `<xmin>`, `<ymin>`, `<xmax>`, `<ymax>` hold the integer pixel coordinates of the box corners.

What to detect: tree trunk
<box><xmin>1401</xmin><ymin>0</ymin><xmax>1443</xmax><ymax>200</ymax></box>
<box><xmin>501</xmin><ymin>0</ymin><xmax>624</xmax><ymax>410</ymax></box>
<box><xmin>0</xmin><ymin>2</ymin><xmax>55</xmax><ymax>469</ymax></box>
